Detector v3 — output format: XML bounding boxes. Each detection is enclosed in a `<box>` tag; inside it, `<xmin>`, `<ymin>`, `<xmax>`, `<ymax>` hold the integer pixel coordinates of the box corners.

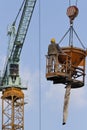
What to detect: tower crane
<box><xmin>0</xmin><ymin>0</ymin><xmax>37</xmax><ymax>129</ymax></box>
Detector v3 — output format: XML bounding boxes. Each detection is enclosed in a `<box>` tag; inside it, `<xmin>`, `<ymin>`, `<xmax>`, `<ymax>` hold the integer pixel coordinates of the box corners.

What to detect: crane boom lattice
<box><xmin>10</xmin><ymin>0</ymin><xmax>37</xmax><ymax>62</ymax></box>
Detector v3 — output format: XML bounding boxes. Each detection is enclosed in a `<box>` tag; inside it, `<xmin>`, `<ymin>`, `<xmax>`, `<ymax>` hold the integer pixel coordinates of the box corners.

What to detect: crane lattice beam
<box><xmin>10</xmin><ymin>0</ymin><xmax>37</xmax><ymax>62</ymax></box>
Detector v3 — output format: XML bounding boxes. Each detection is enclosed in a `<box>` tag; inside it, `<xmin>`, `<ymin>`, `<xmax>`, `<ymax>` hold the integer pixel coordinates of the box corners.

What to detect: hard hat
<box><xmin>51</xmin><ymin>38</ymin><xmax>56</xmax><ymax>43</ymax></box>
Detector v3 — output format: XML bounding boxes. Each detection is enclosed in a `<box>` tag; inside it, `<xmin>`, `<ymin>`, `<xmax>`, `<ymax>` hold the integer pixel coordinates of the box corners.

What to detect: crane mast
<box><xmin>0</xmin><ymin>0</ymin><xmax>37</xmax><ymax>129</ymax></box>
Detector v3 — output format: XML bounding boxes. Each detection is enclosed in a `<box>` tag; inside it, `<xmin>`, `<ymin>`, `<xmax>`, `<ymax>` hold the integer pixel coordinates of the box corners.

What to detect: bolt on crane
<box><xmin>0</xmin><ymin>0</ymin><xmax>37</xmax><ymax>129</ymax></box>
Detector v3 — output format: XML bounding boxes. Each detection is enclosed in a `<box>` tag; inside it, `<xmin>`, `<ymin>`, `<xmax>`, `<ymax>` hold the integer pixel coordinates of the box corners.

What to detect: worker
<box><xmin>47</xmin><ymin>38</ymin><xmax>62</xmax><ymax>72</ymax></box>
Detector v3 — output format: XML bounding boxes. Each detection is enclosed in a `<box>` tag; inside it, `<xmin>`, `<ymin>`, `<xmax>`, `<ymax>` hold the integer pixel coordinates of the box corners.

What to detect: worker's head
<box><xmin>51</xmin><ymin>38</ymin><xmax>56</xmax><ymax>44</ymax></box>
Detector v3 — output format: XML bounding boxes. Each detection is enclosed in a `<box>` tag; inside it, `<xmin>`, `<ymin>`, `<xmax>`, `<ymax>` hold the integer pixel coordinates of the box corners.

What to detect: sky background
<box><xmin>0</xmin><ymin>0</ymin><xmax>87</xmax><ymax>130</ymax></box>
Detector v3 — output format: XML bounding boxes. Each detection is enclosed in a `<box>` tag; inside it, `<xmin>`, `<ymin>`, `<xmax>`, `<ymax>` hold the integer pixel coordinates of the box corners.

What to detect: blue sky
<box><xmin>0</xmin><ymin>0</ymin><xmax>87</xmax><ymax>130</ymax></box>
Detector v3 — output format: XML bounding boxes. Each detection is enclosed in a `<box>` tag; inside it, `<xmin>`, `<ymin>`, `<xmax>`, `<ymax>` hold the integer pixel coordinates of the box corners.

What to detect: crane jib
<box><xmin>1</xmin><ymin>0</ymin><xmax>37</xmax><ymax>87</ymax></box>
<box><xmin>10</xmin><ymin>0</ymin><xmax>37</xmax><ymax>62</ymax></box>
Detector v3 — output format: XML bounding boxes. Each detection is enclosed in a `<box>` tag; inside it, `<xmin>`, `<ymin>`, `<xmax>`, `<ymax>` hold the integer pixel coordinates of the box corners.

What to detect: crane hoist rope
<box><xmin>58</xmin><ymin>3</ymin><xmax>86</xmax><ymax>50</ymax></box>
<box><xmin>69</xmin><ymin>0</ymin><xmax>78</xmax><ymax>6</ymax></box>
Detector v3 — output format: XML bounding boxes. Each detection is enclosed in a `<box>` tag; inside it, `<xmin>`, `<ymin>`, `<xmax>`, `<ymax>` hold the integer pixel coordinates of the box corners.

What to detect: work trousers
<box><xmin>48</xmin><ymin>54</ymin><xmax>58</xmax><ymax>73</ymax></box>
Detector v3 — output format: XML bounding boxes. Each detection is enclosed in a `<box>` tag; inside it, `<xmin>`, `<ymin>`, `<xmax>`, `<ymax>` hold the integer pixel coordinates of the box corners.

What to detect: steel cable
<box><xmin>13</xmin><ymin>0</ymin><xmax>26</xmax><ymax>25</ymax></box>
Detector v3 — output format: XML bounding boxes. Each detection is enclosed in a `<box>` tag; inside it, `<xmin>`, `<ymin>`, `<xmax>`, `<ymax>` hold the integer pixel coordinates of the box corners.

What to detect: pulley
<box><xmin>67</xmin><ymin>5</ymin><xmax>79</xmax><ymax>22</ymax></box>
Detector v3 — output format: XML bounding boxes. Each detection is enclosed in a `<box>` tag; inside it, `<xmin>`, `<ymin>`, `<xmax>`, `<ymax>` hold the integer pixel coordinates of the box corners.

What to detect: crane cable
<box><xmin>69</xmin><ymin>0</ymin><xmax>71</xmax><ymax>6</ymax></box>
<box><xmin>68</xmin><ymin>0</ymin><xmax>86</xmax><ymax>49</ymax></box>
<box><xmin>73</xmin><ymin>27</ymin><xmax>86</xmax><ymax>50</ymax></box>
<box><xmin>39</xmin><ymin>0</ymin><xmax>41</xmax><ymax>130</ymax></box>
<box><xmin>76</xmin><ymin>0</ymin><xmax>78</xmax><ymax>6</ymax></box>
<box><xmin>58</xmin><ymin>0</ymin><xmax>86</xmax><ymax>49</ymax></box>
<box><xmin>13</xmin><ymin>0</ymin><xmax>26</xmax><ymax>25</ymax></box>
<box><xmin>58</xmin><ymin>26</ymin><xmax>86</xmax><ymax>50</ymax></box>
<box><xmin>69</xmin><ymin>0</ymin><xmax>78</xmax><ymax>6</ymax></box>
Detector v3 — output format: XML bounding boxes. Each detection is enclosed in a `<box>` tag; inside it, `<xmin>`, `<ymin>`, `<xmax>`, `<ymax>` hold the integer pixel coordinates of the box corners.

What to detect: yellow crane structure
<box><xmin>0</xmin><ymin>0</ymin><xmax>37</xmax><ymax>129</ymax></box>
<box><xmin>46</xmin><ymin>3</ymin><xmax>87</xmax><ymax>125</ymax></box>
